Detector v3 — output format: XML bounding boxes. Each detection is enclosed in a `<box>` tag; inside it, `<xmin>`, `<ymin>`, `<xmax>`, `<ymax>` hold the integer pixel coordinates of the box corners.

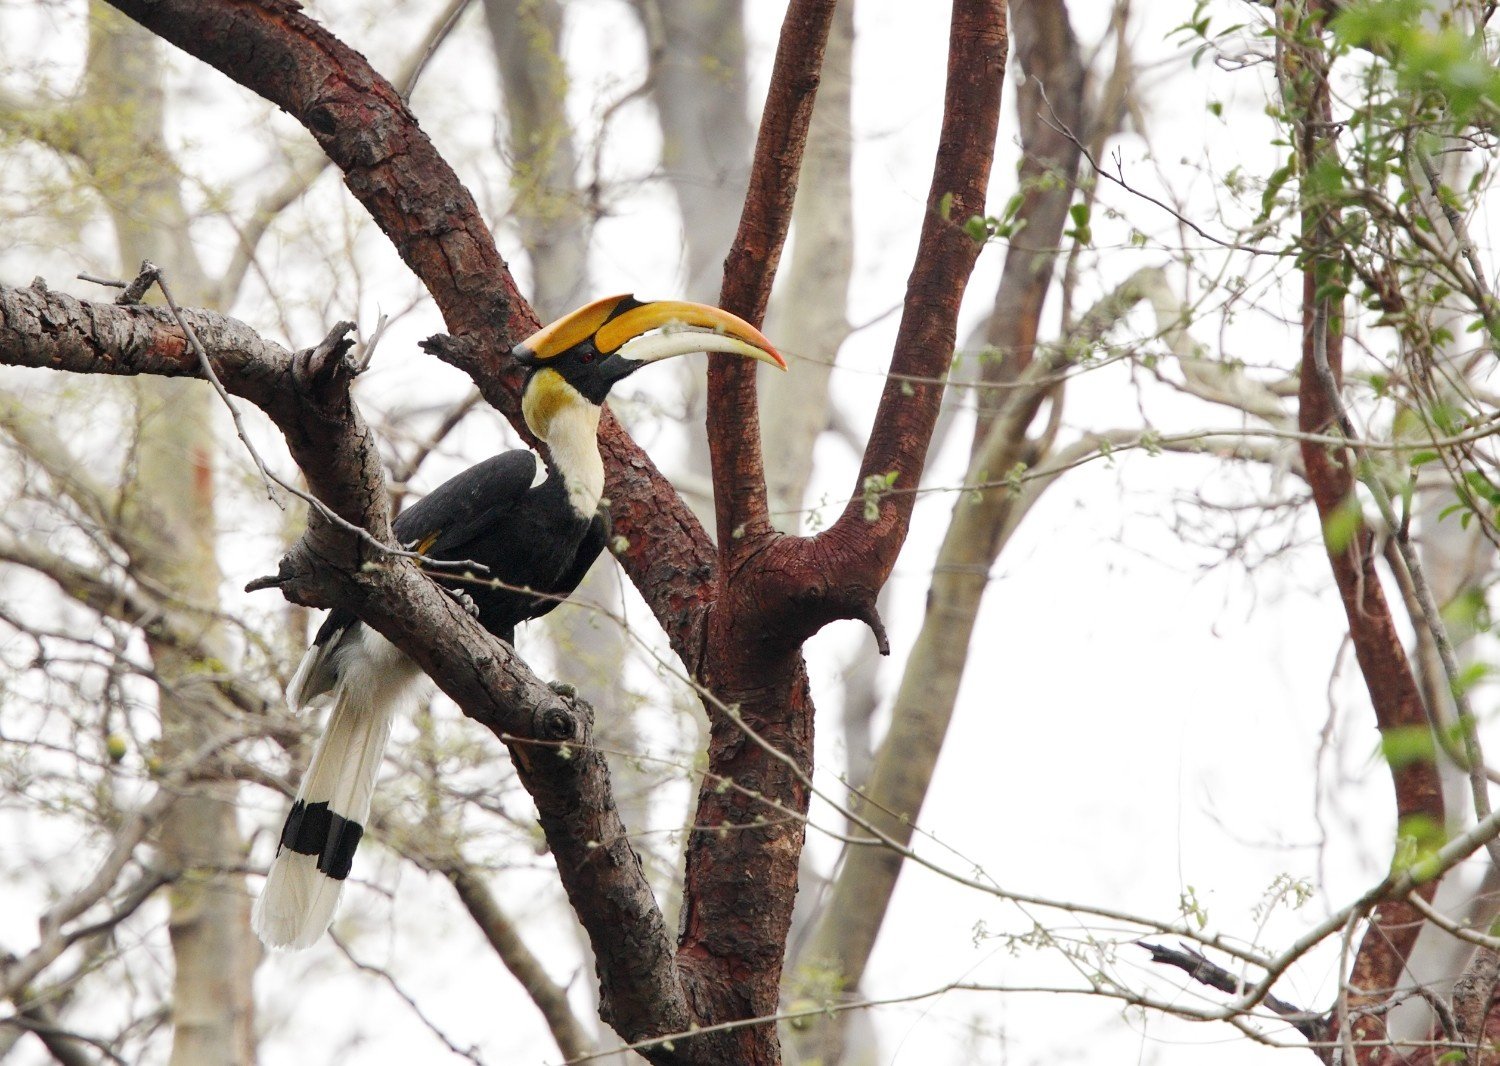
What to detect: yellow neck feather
<box><xmin>522</xmin><ymin>369</ymin><xmax>605</xmax><ymax>516</ymax></box>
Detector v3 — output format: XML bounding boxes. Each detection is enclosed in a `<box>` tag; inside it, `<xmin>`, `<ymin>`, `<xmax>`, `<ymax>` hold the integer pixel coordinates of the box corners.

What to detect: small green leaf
<box><xmin>1322</xmin><ymin>495</ymin><xmax>1364</xmax><ymax>553</ymax></box>
<box><xmin>1452</xmin><ymin>660</ymin><xmax>1491</xmax><ymax>698</ymax></box>
<box><xmin>1258</xmin><ymin>163</ymin><xmax>1294</xmax><ymax>223</ymax></box>
<box><xmin>861</xmin><ymin>471</ymin><xmax>899</xmax><ymax>522</ymax></box>
<box><xmin>1393</xmin><ymin>812</ymin><xmax>1446</xmax><ymax>882</ymax></box>
<box><xmin>1380</xmin><ymin>724</ymin><xmax>1436</xmax><ymax>769</ymax></box>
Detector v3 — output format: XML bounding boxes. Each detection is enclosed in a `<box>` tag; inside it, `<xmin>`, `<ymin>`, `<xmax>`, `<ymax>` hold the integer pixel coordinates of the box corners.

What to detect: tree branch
<box><xmin>969</xmin><ymin>0</ymin><xmax>1087</xmax><ymax>445</ymax></box>
<box><xmin>749</xmin><ymin>0</ymin><xmax>1010</xmax><ymax>652</ymax></box>
<box><xmin>707</xmin><ymin>0</ymin><xmax>837</xmax><ymax>559</ymax></box>
<box><xmin>1140</xmin><ymin>941</ymin><xmax>1325</xmax><ymax>1044</ymax></box>
<box><xmin>444</xmin><ymin>862</ymin><xmax>596</xmax><ymax>1063</ymax></box>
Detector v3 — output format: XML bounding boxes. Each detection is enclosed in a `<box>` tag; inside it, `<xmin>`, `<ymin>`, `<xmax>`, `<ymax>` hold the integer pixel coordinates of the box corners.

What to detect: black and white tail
<box><xmin>253</xmin><ymin>625</ymin><xmax>426</xmax><ymax>950</ymax></box>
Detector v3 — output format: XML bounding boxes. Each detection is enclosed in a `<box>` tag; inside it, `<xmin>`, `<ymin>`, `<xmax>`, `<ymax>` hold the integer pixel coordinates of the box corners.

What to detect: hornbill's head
<box><xmin>511</xmin><ymin>294</ymin><xmax>785</xmax><ymax>441</ymax></box>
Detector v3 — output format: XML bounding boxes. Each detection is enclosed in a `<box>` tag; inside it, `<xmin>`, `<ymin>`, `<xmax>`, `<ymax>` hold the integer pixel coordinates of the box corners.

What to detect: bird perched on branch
<box><xmin>253</xmin><ymin>295</ymin><xmax>785</xmax><ymax>949</ymax></box>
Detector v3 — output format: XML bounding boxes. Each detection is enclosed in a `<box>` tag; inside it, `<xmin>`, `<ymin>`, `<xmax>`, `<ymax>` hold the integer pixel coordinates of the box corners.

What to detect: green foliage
<box><xmin>1064</xmin><ymin>202</ymin><xmax>1092</xmax><ymax>245</ymax></box>
<box><xmin>1379</xmin><ymin>724</ymin><xmax>1437</xmax><ymax>769</ymax></box>
<box><xmin>964</xmin><ymin>192</ymin><xmax>1026</xmax><ymax>242</ymax></box>
<box><xmin>1321</xmin><ymin>494</ymin><xmax>1365</xmax><ymax>553</ymax></box>
<box><xmin>1440</xmin><ymin>584</ymin><xmax>1491</xmax><ymax>637</ymax></box>
<box><xmin>1333</xmin><ymin>0</ymin><xmax>1500</xmax><ymax>123</ymax></box>
<box><xmin>1178</xmin><ymin>885</ymin><xmax>1209</xmax><ymax>930</ymax></box>
<box><xmin>1393</xmin><ymin>813</ymin><xmax>1446</xmax><ymax>882</ymax></box>
<box><xmin>1257</xmin><ymin>163</ymin><xmax>1294</xmax><ymax>225</ymax></box>
<box><xmin>1253</xmin><ymin>874</ymin><xmax>1314</xmax><ymax>923</ymax></box>
<box><xmin>861</xmin><ymin>470</ymin><xmax>899</xmax><ymax>522</ymax></box>
<box><xmin>1451</xmin><ymin>660</ymin><xmax>1491</xmax><ymax>698</ymax></box>
<box><xmin>1003</xmin><ymin>461</ymin><xmax>1028</xmax><ymax>497</ymax></box>
<box><xmin>1438</xmin><ymin>470</ymin><xmax>1500</xmax><ymax>532</ymax></box>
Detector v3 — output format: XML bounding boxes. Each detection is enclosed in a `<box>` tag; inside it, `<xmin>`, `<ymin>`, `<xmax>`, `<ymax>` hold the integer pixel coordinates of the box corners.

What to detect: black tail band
<box><xmin>277</xmin><ymin>799</ymin><xmax>364</xmax><ymax>881</ymax></box>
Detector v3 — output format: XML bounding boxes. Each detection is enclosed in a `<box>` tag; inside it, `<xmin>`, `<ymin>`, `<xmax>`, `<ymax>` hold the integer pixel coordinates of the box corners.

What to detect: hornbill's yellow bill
<box><xmin>512</xmin><ymin>294</ymin><xmax>787</xmax><ymax>374</ymax></box>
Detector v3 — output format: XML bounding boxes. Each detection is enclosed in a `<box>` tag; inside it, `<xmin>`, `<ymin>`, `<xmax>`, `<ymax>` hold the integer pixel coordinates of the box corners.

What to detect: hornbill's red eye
<box><xmin>580</xmin><ymin>351</ymin><xmax>595</xmax><ymax>363</ymax></box>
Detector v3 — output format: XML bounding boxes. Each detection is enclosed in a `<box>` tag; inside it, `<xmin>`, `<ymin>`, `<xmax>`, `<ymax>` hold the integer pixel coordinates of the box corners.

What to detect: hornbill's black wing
<box><xmin>296</xmin><ymin>451</ymin><xmax>541</xmax><ymax>700</ymax></box>
<box><xmin>391</xmin><ymin>450</ymin><xmax>540</xmax><ymax>557</ymax></box>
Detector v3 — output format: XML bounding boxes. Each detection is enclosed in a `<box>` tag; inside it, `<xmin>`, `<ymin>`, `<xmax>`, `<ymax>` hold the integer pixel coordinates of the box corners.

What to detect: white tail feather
<box><xmin>254</xmin><ymin>626</ymin><xmax>427</xmax><ymax>950</ymax></box>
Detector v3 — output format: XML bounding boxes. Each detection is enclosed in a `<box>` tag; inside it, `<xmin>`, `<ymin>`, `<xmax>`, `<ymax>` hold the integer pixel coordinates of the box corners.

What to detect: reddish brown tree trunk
<box><xmin>1288</xmin><ymin>5</ymin><xmax>1444</xmax><ymax>1056</ymax></box>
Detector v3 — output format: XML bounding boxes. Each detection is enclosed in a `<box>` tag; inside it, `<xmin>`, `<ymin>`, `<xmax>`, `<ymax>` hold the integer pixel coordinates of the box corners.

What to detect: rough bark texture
<box><xmin>673</xmin><ymin>8</ymin><xmax>839</xmax><ymax>1059</ymax></box>
<box><xmin>759</xmin><ymin>2</ymin><xmax>860</xmax><ymax>1051</ymax></box>
<box><xmin>679</xmin><ymin>5</ymin><xmax>1007</xmax><ymax>1062</ymax></box>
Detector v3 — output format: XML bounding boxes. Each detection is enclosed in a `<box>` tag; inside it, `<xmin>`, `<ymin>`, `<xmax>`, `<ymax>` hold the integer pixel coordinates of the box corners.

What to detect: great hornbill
<box><xmin>252</xmin><ymin>295</ymin><xmax>784</xmax><ymax>949</ymax></box>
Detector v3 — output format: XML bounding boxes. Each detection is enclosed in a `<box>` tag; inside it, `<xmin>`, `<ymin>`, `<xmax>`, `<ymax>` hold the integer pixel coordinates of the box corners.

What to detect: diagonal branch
<box><xmin>1140</xmin><ymin>941</ymin><xmax>1325</xmax><ymax>1044</ymax></box>
<box><xmin>825</xmin><ymin>0</ymin><xmax>1007</xmax><ymax>549</ymax></box>
<box><xmin>443</xmin><ymin>862</ymin><xmax>595</xmax><ymax>1063</ymax></box>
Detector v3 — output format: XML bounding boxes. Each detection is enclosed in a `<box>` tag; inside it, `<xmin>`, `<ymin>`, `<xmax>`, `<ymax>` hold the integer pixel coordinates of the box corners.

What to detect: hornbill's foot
<box><xmin>546</xmin><ymin>680</ymin><xmax>593</xmax><ymax>717</ymax></box>
<box><xmin>444</xmin><ymin>586</ymin><xmax>480</xmax><ymax>618</ymax></box>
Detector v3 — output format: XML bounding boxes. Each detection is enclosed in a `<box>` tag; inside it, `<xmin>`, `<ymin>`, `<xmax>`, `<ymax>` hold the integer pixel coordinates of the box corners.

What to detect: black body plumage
<box><xmin>312</xmin><ymin>450</ymin><xmax>609</xmax><ymax>653</ymax></box>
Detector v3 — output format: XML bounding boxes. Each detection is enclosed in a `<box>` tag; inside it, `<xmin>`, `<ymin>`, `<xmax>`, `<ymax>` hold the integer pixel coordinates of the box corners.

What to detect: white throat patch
<box><xmin>542</xmin><ymin>399</ymin><xmax>604</xmax><ymax>517</ymax></box>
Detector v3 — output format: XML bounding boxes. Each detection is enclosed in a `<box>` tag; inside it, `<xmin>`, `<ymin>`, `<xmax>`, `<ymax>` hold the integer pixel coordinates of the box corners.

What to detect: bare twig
<box><xmin>399</xmin><ymin>0</ymin><xmax>476</xmax><ymax>102</ymax></box>
<box><xmin>329</xmin><ymin>932</ymin><xmax>487</xmax><ymax>1064</ymax></box>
